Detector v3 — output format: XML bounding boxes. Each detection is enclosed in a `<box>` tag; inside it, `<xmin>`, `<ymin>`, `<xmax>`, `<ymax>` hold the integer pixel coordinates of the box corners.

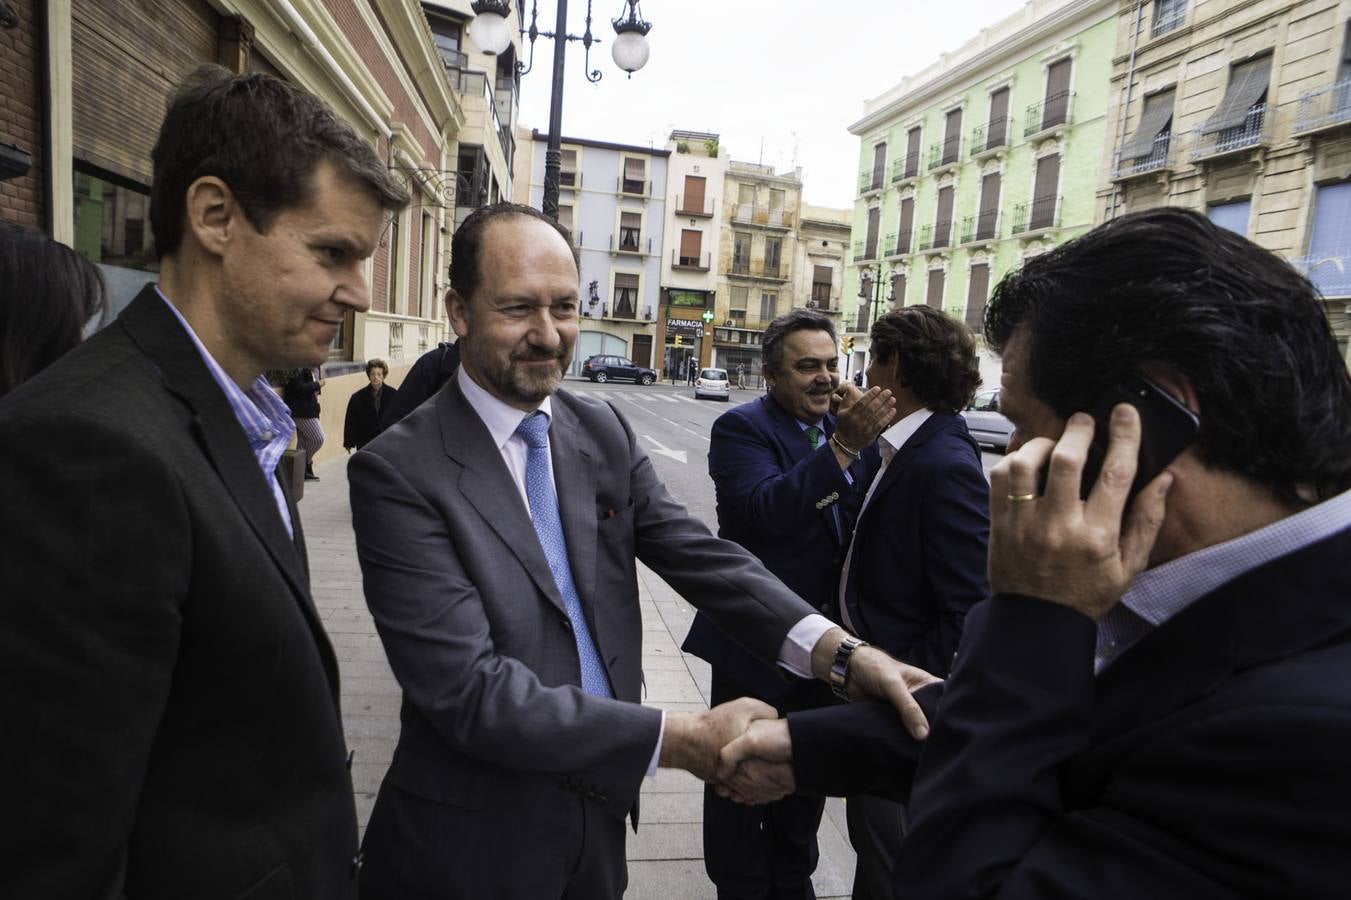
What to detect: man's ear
<box><xmin>182</xmin><ymin>176</ymin><xmax>238</xmax><ymax>258</ymax></box>
<box><xmin>446</xmin><ymin>289</ymin><xmax>471</xmax><ymax>337</ymax></box>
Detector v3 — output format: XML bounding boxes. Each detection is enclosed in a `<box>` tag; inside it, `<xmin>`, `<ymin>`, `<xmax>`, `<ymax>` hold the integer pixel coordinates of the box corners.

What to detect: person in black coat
<box><xmin>284</xmin><ymin>366</ymin><xmax>325</xmax><ymax>480</ymax></box>
<box><xmin>380</xmin><ymin>339</ymin><xmax>460</xmax><ymax>426</ymax></box>
<box><xmin>343</xmin><ymin>358</ymin><xmax>398</xmax><ymax>451</ymax></box>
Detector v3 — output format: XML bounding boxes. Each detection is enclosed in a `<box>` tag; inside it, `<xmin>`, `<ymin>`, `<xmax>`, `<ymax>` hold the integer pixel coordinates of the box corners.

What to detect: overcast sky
<box><xmin>516</xmin><ymin>0</ymin><xmax>1031</xmax><ymax>209</ymax></box>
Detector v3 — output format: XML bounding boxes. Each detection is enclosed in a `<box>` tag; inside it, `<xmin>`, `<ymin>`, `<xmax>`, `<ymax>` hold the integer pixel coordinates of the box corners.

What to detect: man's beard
<box><xmin>465</xmin><ymin>339</ymin><xmax>570</xmax><ymax>405</ymax></box>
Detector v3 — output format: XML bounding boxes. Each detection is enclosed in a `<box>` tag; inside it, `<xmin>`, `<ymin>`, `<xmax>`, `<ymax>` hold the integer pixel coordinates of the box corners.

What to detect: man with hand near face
<box><xmin>0</xmin><ymin>66</ymin><xmax>408</xmax><ymax>897</ymax></box>
<box><xmin>347</xmin><ymin>203</ymin><xmax>934</xmax><ymax>900</ymax></box>
<box><xmin>682</xmin><ymin>308</ymin><xmax>894</xmax><ymax>900</ymax></box>
<box><xmin>717</xmin><ymin>208</ymin><xmax>1351</xmax><ymax>898</ymax></box>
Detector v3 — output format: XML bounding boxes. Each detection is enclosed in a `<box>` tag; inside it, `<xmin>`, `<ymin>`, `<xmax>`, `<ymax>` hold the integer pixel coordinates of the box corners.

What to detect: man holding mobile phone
<box><xmin>717</xmin><ymin>207</ymin><xmax>1351</xmax><ymax>897</ymax></box>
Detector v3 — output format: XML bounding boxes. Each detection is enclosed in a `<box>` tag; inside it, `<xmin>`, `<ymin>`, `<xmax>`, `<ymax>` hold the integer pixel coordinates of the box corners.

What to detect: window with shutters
<box><xmin>976</xmin><ymin>173</ymin><xmax>1001</xmax><ymax>241</ymax></box>
<box><xmin>618</xmin><ymin>212</ymin><xmax>642</xmax><ymax>253</ymax></box>
<box><xmin>557</xmin><ymin>203</ymin><xmax>574</xmax><ymax>233</ymax></box>
<box><xmin>890</xmin><ymin>273</ymin><xmax>906</xmax><ymax>308</ymax></box>
<box><xmin>1198</xmin><ymin>55</ymin><xmax>1271</xmax><ymax>156</ymax></box>
<box><xmin>1118</xmin><ymin>89</ymin><xmax>1175</xmax><ymax>176</ymax></box>
<box><xmin>677</xmin><ymin>229</ymin><xmax>705</xmax><ymax>269</ymax></box>
<box><xmin>680</xmin><ymin>175</ymin><xmax>708</xmax><ymax>215</ymax></box>
<box><xmin>985</xmin><ymin>88</ymin><xmax>1010</xmax><ymax>151</ymax></box>
<box><xmin>559</xmin><ymin>147</ymin><xmax>579</xmax><ymax>188</ymax></box>
<box><xmin>769</xmin><ymin>189</ymin><xmax>787</xmax><ymax>227</ymax></box>
<box><xmin>869</xmin><ymin>143</ymin><xmax>887</xmax><ymax>191</ymax></box>
<box><xmin>865</xmin><ymin>207</ymin><xmax>881</xmax><ymax>259</ymax></box>
<box><xmin>759</xmin><ymin>292</ymin><xmax>778</xmax><ymax>323</ymax></box>
<box><xmin>895</xmin><ymin>196</ymin><xmax>915</xmax><ymax>255</ymax></box>
<box><xmin>934</xmin><ymin>186</ymin><xmax>954</xmax><ymax>248</ymax></box>
<box><xmin>900</xmin><ymin>126</ymin><xmax>922</xmax><ymax>180</ymax></box>
<box><xmin>966</xmin><ymin>264</ymin><xmax>991</xmax><ymax>329</ymax></box>
<box><xmin>811</xmin><ymin>266</ymin><xmax>833</xmax><ymax>308</ymax></box>
<box><xmin>1028</xmin><ymin>154</ymin><xmax>1060</xmax><ymax>231</ymax></box>
<box><xmin>733</xmin><ymin>232</ymin><xmax>752</xmax><ymax>274</ymax></box>
<box><xmin>1305</xmin><ymin>182</ymin><xmax>1351</xmax><ymax>296</ymax></box>
<box><xmin>764</xmin><ymin>238</ymin><xmax>783</xmax><ymax>278</ymax></box>
<box><xmin>736</xmin><ymin>183</ymin><xmax>756</xmax><ymax>222</ymax></box>
<box><xmin>730</xmin><ymin>286</ymin><xmax>749</xmax><ymax>320</ymax></box>
<box><xmin>942</xmin><ymin>109</ymin><xmax>963</xmax><ymax>165</ymax></box>
<box><xmin>621</xmin><ymin>157</ymin><xmax>647</xmax><ymax>195</ymax></box>
<box><xmin>613</xmin><ymin>272</ymin><xmax>639</xmax><ymax>318</ymax></box>
<box><xmin>926</xmin><ymin>269</ymin><xmax>946</xmax><ymax>309</ymax></box>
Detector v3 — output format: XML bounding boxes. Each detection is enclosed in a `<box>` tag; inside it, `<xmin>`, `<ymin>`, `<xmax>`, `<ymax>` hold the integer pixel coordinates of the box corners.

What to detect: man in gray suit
<box><xmin>348</xmin><ymin>203</ymin><xmax>934</xmax><ymax>899</ymax></box>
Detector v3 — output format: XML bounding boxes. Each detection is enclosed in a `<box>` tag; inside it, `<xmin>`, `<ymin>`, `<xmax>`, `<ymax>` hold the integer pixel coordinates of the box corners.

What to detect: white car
<box><xmin>694</xmin><ymin>368</ymin><xmax>731</xmax><ymax>401</ymax></box>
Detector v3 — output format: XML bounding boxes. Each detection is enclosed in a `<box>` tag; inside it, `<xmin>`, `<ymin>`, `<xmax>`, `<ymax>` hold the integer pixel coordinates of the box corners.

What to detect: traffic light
<box><xmin>843</xmin><ymin>336</ymin><xmax>854</xmax><ymax>354</ymax></box>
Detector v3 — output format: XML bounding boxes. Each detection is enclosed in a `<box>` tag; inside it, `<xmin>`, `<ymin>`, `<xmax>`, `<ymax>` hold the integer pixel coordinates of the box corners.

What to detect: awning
<box><xmin>1119</xmin><ymin>89</ymin><xmax>1176</xmax><ymax>159</ymax></box>
<box><xmin>1201</xmin><ymin>56</ymin><xmax>1271</xmax><ymax>134</ymax></box>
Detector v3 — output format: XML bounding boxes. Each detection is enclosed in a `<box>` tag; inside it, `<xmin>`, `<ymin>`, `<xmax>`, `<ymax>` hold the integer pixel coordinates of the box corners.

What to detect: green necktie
<box><xmin>805</xmin><ymin>425</ymin><xmax>822</xmax><ymax>449</ymax></box>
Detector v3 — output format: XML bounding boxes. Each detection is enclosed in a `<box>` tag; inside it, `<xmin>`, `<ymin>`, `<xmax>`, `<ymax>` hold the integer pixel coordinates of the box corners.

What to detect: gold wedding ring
<box><xmin>1007</xmin><ymin>492</ymin><xmax>1038</xmax><ymax>502</ymax></box>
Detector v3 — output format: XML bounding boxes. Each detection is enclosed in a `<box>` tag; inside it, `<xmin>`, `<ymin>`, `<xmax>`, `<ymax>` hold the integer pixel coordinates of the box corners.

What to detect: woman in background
<box><xmin>0</xmin><ymin>220</ymin><xmax>107</xmax><ymax>398</ymax></box>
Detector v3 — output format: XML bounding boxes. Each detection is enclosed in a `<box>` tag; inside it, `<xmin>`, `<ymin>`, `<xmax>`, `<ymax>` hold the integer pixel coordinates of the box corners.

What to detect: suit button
<box><xmin>561</xmin><ymin>619</ymin><xmax>573</xmax><ymax>631</ymax></box>
<box><xmin>351</xmin><ymin>852</ymin><xmax>364</xmax><ymax>875</ymax></box>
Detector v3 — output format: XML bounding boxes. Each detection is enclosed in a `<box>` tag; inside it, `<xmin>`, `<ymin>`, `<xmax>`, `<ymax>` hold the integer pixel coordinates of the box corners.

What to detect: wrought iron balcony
<box><xmin>917</xmin><ymin>222</ymin><xmax>953</xmax><ymax>252</ymax></box>
<box><xmin>970</xmin><ymin>119</ymin><xmax>1012</xmax><ymax>158</ymax></box>
<box><xmin>674</xmin><ymin>194</ymin><xmax>714</xmax><ymax>217</ymax></box>
<box><xmin>859</xmin><ymin>166</ymin><xmax>886</xmax><ymax>194</ymax></box>
<box><xmin>1189</xmin><ymin>104</ymin><xmax>1270</xmax><ymax>161</ymax></box>
<box><xmin>1010</xmin><ymin>196</ymin><xmax>1061</xmax><ymax>235</ymax></box>
<box><xmin>725</xmin><ymin>258</ymin><xmax>789</xmax><ymax>280</ymax></box>
<box><xmin>891</xmin><ymin>152</ymin><xmax>921</xmax><ymax>183</ymax></box>
<box><xmin>893</xmin><ymin>228</ymin><xmax>913</xmax><ymax>256</ymax></box>
<box><xmin>609</xmin><ymin>231</ymin><xmax>650</xmax><ymax>254</ymax></box>
<box><xmin>1024</xmin><ymin>92</ymin><xmax>1074</xmax><ymax>138</ymax></box>
<box><xmin>926</xmin><ymin>138</ymin><xmax>963</xmax><ymax>171</ymax></box>
<box><xmin>959</xmin><ymin>211</ymin><xmax>1000</xmax><ymax>244</ymax></box>
<box><xmin>1112</xmin><ymin>132</ymin><xmax>1172</xmax><ymax>180</ymax></box>
<box><xmin>731</xmin><ymin>204</ymin><xmax>794</xmax><ymax>229</ymax></box>
<box><xmin>617</xmin><ymin>176</ymin><xmax>648</xmax><ymax>196</ymax></box>
<box><xmin>853</xmin><ymin>240</ymin><xmax>878</xmax><ymax>262</ymax></box>
<box><xmin>672</xmin><ymin>250</ymin><xmax>711</xmax><ymax>271</ymax></box>
<box><xmin>1295</xmin><ymin>80</ymin><xmax>1351</xmax><ymax>136</ymax></box>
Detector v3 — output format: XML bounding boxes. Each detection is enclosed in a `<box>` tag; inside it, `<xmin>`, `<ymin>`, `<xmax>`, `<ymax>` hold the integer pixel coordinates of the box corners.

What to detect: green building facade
<box><xmin>843</xmin><ymin>0</ymin><xmax>1116</xmax><ymax>367</ymax></box>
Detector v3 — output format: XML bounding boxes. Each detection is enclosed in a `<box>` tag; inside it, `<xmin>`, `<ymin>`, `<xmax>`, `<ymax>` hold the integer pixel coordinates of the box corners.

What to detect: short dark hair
<box><xmin>150</xmin><ymin>65</ymin><xmax>409</xmax><ymax>259</ymax></box>
<box><xmin>870</xmin><ymin>306</ymin><xmax>981</xmax><ymax>413</ymax></box>
<box><xmin>449</xmin><ymin>202</ymin><xmax>579</xmax><ymax>302</ymax></box>
<box><xmin>365</xmin><ymin>358</ymin><xmax>389</xmax><ymax>376</ymax></box>
<box><xmin>0</xmin><ymin>220</ymin><xmax>107</xmax><ymax>397</ymax></box>
<box><xmin>985</xmin><ymin>206</ymin><xmax>1351</xmax><ymax>502</ymax></box>
<box><xmin>761</xmin><ymin>308</ymin><xmax>837</xmax><ymax>375</ymax></box>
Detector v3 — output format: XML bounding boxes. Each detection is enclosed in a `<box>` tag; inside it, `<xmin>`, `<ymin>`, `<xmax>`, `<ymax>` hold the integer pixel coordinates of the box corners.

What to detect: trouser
<box><xmin>845</xmin><ymin>793</ymin><xmax>906</xmax><ymax>900</ymax></box>
<box><xmin>702</xmin><ymin>670</ymin><xmax>824</xmax><ymax>900</ymax></box>
<box><xmin>295</xmin><ymin>417</ymin><xmax>324</xmax><ymax>469</ymax></box>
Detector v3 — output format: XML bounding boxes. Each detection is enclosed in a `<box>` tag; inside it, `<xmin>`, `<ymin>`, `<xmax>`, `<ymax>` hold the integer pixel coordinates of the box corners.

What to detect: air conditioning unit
<box><xmin>723</xmin><ymin>318</ymin><xmax>734</xmax><ymax>327</ymax></box>
<box><xmin>806</xmin><ymin>300</ymin><xmax>818</xmax><ymax>309</ymax></box>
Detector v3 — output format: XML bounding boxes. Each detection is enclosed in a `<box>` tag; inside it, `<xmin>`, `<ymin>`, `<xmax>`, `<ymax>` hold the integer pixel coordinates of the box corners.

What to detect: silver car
<box><xmin>961</xmin><ymin>388</ymin><xmax>1014</xmax><ymax>451</ymax></box>
<box><xmin>694</xmin><ymin>368</ymin><xmax>731</xmax><ymax>401</ymax></box>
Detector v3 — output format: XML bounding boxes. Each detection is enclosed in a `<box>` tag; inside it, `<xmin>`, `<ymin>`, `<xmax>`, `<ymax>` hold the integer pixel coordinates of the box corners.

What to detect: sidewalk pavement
<box><xmin>303</xmin><ymin>454</ymin><xmax>856</xmax><ymax>898</ymax></box>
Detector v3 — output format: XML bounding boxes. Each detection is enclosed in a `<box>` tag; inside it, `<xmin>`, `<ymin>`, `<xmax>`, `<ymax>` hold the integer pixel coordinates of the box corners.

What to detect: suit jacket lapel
<box><xmin>438</xmin><ymin>376</ymin><xmax>569</xmax><ymax>616</ymax></box>
<box><xmin>764</xmin><ymin>396</ymin><xmax>844</xmax><ymax>543</ymax></box>
<box><xmin>858</xmin><ymin>411</ymin><xmax>950</xmax><ymax>531</ymax></box>
<box><xmin>118</xmin><ymin>288</ymin><xmax>312</xmax><ymax>604</ymax></box>
<box><xmin>549</xmin><ymin>398</ymin><xmax>601</xmax><ymax>609</ymax></box>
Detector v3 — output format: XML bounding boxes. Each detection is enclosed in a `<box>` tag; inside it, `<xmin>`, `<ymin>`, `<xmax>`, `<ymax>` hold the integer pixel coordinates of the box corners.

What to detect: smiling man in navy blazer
<box><xmin>683</xmin><ymin>308</ymin><xmax>894</xmax><ymax>900</ymax></box>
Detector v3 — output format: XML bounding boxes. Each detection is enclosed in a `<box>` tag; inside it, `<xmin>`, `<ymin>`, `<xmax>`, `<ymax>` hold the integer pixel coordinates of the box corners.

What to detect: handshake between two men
<box><xmin>658</xmin><ymin>627</ymin><xmax>942</xmax><ymax>802</ymax></box>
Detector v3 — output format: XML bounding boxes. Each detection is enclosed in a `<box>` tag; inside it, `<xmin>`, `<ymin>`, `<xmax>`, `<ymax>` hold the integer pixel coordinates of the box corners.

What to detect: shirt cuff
<box><xmin>778</xmin><ymin>613</ymin><xmax>835</xmax><ymax>679</ymax></box>
<box><xmin>646</xmin><ymin>710</ymin><xmax>666</xmax><ymax>777</ymax></box>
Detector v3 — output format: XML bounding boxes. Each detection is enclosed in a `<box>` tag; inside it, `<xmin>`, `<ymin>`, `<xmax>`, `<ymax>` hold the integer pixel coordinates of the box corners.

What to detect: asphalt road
<box><xmin>561</xmin><ymin>376</ymin><xmax>1004</xmax><ymax>531</ymax></box>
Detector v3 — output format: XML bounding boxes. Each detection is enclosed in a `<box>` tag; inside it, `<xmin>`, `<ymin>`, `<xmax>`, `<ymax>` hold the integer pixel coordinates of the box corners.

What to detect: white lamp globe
<box><xmin>468</xmin><ymin>10</ymin><xmax>513</xmax><ymax>55</ymax></box>
<box><xmin>611</xmin><ymin>29</ymin><xmax>650</xmax><ymax>74</ymax></box>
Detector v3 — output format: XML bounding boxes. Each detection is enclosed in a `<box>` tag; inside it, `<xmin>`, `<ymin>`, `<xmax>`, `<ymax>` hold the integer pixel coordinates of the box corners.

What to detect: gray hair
<box><xmin>761</xmin><ymin>308</ymin><xmax>837</xmax><ymax>375</ymax></box>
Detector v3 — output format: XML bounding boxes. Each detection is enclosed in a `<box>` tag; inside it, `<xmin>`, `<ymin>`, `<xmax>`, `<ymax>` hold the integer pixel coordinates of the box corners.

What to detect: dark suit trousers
<box><xmin>359</xmin><ymin>781</ymin><xmax>626</xmax><ymax>900</ymax></box>
<box><xmin>845</xmin><ymin>793</ymin><xmax>906</xmax><ymax>899</ymax></box>
<box><xmin>704</xmin><ymin>671</ymin><xmax>824</xmax><ymax>900</ymax></box>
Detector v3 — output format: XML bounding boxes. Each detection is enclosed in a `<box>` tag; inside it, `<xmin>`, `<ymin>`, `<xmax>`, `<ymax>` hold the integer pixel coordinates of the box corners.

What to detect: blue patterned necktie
<box><xmin>515</xmin><ymin>412</ymin><xmax>614</xmax><ymax>697</ymax></box>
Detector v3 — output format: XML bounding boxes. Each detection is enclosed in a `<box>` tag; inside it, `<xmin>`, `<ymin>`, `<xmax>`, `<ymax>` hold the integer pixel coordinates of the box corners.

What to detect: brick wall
<box><xmin>0</xmin><ymin>0</ymin><xmax>45</xmax><ymax>229</ymax></box>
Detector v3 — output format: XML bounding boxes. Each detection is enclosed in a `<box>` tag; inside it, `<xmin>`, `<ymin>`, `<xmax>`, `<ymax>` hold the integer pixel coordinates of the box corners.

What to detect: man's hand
<box><xmin>988</xmin><ymin>404</ymin><xmax>1173</xmax><ymax>620</ymax></box>
<box><xmin>660</xmin><ymin>697</ymin><xmax>778</xmax><ymax>782</ymax></box>
<box><xmin>832</xmin><ymin>384</ymin><xmax>896</xmax><ymax>452</ymax></box>
<box><xmin>715</xmin><ymin>718</ymin><xmax>796</xmax><ymax>805</ymax></box>
<box><xmin>810</xmin><ymin>627</ymin><xmax>941</xmax><ymax>740</ymax></box>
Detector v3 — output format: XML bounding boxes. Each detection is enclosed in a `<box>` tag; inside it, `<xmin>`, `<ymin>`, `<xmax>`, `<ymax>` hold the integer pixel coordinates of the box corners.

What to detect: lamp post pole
<box><xmin>541</xmin><ymin>0</ymin><xmax>570</xmax><ymax>222</ymax></box>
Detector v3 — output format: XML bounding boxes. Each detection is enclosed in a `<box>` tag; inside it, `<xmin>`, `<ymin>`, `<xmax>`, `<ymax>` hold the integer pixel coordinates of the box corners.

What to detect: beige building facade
<box><xmin>1100</xmin><ymin>0</ymin><xmax>1351</xmax><ymax>360</ymax></box>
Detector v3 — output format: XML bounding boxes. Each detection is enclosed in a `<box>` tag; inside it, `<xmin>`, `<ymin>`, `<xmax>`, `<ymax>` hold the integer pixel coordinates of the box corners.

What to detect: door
<box><xmin>977</xmin><ymin>173</ymin><xmax>1001</xmax><ymax>240</ymax></box>
<box><xmin>987</xmin><ymin>87</ymin><xmax>1010</xmax><ymax>148</ymax></box>
<box><xmin>1031</xmin><ymin>154</ymin><xmax>1060</xmax><ymax>230</ymax></box>
<box><xmin>1043</xmin><ymin>58</ymin><xmax>1072</xmax><ymax>129</ymax></box>
<box><xmin>631</xmin><ymin>334</ymin><xmax>653</xmax><ymax>369</ymax></box>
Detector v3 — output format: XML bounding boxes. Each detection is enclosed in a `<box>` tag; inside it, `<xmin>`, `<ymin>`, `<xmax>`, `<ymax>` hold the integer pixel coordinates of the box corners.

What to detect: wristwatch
<box><xmin>829</xmin><ymin>635</ymin><xmax>869</xmax><ymax>701</ymax></box>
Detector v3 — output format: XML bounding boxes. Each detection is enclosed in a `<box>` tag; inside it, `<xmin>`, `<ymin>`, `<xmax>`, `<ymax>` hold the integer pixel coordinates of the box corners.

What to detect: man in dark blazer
<box><xmin>381</xmin><ymin>338</ymin><xmax>459</xmax><ymax>426</ymax></box>
<box><xmin>0</xmin><ymin>67</ymin><xmax>409</xmax><ymax>897</ymax></box>
<box><xmin>682</xmin><ymin>307</ymin><xmax>892</xmax><ymax>900</ymax></box>
<box><xmin>343</xmin><ymin>358</ymin><xmax>398</xmax><ymax>451</ymax></box>
<box><xmin>839</xmin><ymin>306</ymin><xmax>989</xmax><ymax>897</ymax></box>
<box><xmin>717</xmin><ymin>209</ymin><xmax>1351</xmax><ymax>898</ymax></box>
<box><xmin>348</xmin><ymin>203</ymin><xmax>932</xmax><ymax>900</ymax></box>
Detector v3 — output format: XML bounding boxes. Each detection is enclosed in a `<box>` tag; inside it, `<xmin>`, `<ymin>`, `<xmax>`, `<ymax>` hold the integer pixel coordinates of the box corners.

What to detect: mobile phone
<box><xmin>1045</xmin><ymin>375</ymin><xmax>1200</xmax><ymax>501</ymax></box>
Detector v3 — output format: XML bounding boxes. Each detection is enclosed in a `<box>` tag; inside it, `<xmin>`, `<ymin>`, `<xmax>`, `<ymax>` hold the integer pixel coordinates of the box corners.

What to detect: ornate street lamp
<box><xmin>858</xmin><ymin>265</ymin><xmax>895</xmax><ymax>332</ymax></box>
<box><xmin>469</xmin><ymin>0</ymin><xmax>653</xmax><ymax>222</ymax></box>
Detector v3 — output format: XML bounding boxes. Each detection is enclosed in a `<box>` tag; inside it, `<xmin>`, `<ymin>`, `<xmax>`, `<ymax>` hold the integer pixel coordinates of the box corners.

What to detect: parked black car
<box><xmin>582</xmin><ymin>354</ymin><xmax>657</xmax><ymax>385</ymax></box>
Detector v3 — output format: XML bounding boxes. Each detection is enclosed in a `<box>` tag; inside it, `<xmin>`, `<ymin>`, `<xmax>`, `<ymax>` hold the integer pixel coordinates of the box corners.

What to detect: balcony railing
<box><xmin>891</xmin><ymin>152</ymin><xmax>921</xmax><ymax>182</ymax></box>
<box><xmin>672</xmin><ymin>250</ymin><xmax>711</xmax><ymax>271</ymax></box>
<box><xmin>1295</xmin><ymin>80</ymin><xmax>1351</xmax><ymax>135</ymax></box>
<box><xmin>617</xmin><ymin>177</ymin><xmax>648</xmax><ymax>196</ymax></box>
<box><xmin>1189</xmin><ymin>104</ymin><xmax>1269</xmax><ymax>161</ymax></box>
<box><xmin>853</xmin><ymin>240</ymin><xmax>878</xmax><ymax>262</ymax></box>
<box><xmin>731</xmin><ymin>204</ymin><xmax>794</xmax><ymax>228</ymax></box>
<box><xmin>1011</xmin><ymin>195</ymin><xmax>1061</xmax><ymax>234</ymax></box>
<box><xmin>859</xmin><ymin>166</ymin><xmax>886</xmax><ymax>194</ymax></box>
<box><xmin>1112</xmin><ymin>132</ymin><xmax>1172</xmax><ymax>180</ymax></box>
<box><xmin>917</xmin><ymin>222</ymin><xmax>953</xmax><ymax>252</ymax></box>
<box><xmin>970</xmin><ymin>119</ymin><xmax>1012</xmax><ymax>157</ymax></box>
<box><xmin>558</xmin><ymin>169</ymin><xmax>581</xmax><ymax>189</ymax></box>
<box><xmin>609</xmin><ymin>232</ymin><xmax>651</xmax><ymax>254</ymax></box>
<box><xmin>674</xmin><ymin>194</ymin><xmax>714</xmax><ymax>217</ymax></box>
<box><xmin>926</xmin><ymin>138</ymin><xmax>963</xmax><ymax>171</ymax></box>
<box><xmin>959</xmin><ymin>211</ymin><xmax>1000</xmax><ymax>244</ymax></box>
<box><xmin>1024</xmin><ymin>91</ymin><xmax>1074</xmax><ymax>138</ymax></box>
<box><xmin>892</xmin><ymin>228</ymin><xmax>913</xmax><ymax>256</ymax></box>
<box><xmin>725</xmin><ymin>259</ymin><xmax>789</xmax><ymax>280</ymax></box>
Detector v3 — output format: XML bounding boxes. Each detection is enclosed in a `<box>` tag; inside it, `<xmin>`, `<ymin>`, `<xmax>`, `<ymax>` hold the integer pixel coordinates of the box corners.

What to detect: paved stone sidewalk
<box><xmin>303</xmin><ymin>454</ymin><xmax>855</xmax><ymax>898</ymax></box>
